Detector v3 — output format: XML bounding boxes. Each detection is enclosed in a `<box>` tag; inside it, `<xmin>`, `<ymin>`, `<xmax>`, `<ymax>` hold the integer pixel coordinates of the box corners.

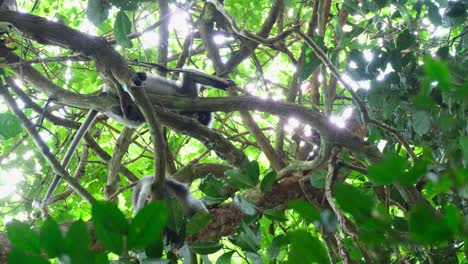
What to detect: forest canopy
<box><xmin>0</xmin><ymin>0</ymin><xmax>467</xmax><ymax>263</ymax></box>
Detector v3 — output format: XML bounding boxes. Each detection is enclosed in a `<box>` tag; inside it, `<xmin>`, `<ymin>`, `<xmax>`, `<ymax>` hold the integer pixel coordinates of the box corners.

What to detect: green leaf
<box><xmin>341</xmin><ymin>149</ymin><xmax>351</xmax><ymax>163</ymax></box>
<box><xmin>444</xmin><ymin>204</ymin><xmax>461</xmax><ymax>235</ymax></box>
<box><xmin>287</xmin><ymin>199</ymin><xmax>321</xmax><ymax>224</ymax></box>
<box><xmin>321</xmin><ymin>209</ymin><xmax>338</xmax><ymax>233</ymax></box>
<box><xmin>374</xmin><ymin>0</ymin><xmax>388</xmax><ymax>9</ymax></box>
<box><xmin>268</xmin><ymin>235</ymin><xmax>288</xmax><ymax>260</ymax></box>
<box><xmin>368</xmin><ymin>152</ymin><xmax>406</xmax><ymax>185</ymax></box>
<box><xmin>186</xmin><ymin>212</ymin><xmax>212</xmax><ymax>236</ymax></box>
<box><xmin>288</xmin><ymin>230</ymin><xmax>330</xmax><ymax>264</ymax></box>
<box><xmin>64</xmin><ymin>220</ymin><xmax>94</xmax><ymax>263</ymax></box>
<box><xmin>230</xmin><ymin>222</ymin><xmax>260</xmax><ymax>252</ymax></box>
<box><xmin>244</xmin><ymin>160</ymin><xmax>260</xmax><ymax>186</ymax></box>
<box><xmin>109</xmin><ymin>0</ymin><xmax>139</xmax><ymax>11</ymax></box>
<box><xmin>165</xmin><ymin>197</ymin><xmax>184</xmax><ymax>233</ymax></box>
<box><xmin>233</xmin><ymin>195</ymin><xmax>257</xmax><ymax>216</ymax></box>
<box><xmin>7</xmin><ymin>248</ymin><xmax>50</xmax><ymax>264</ymax></box>
<box><xmin>409</xmin><ymin>203</ymin><xmax>453</xmax><ymax>243</ymax></box>
<box><xmin>412</xmin><ymin>110</ymin><xmax>431</xmax><ymax>136</ymax></box>
<box><xmin>114</xmin><ymin>11</ymin><xmax>132</xmax><ymax>48</ymax></box>
<box><xmin>40</xmin><ymin>218</ymin><xmax>64</xmax><ymax>258</ymax></box>
<box><xmin>92</xmin><ymin>201</ymin><xmax>129</xmax><ymax>235</ymax></box>
<box><xmin>86</xmin><ymin>0</ymin><xmax>110</xmax><ymax>26</ymax></box>
<box><xmin>215</xmin><ymin>251</ymin><xmax>235</xmax><ymax>264</ymax></box>
<box><xmin>299</xmin><ymin>36</ymin><xmax>326</xmax><ymax>81</ymax></box>
<box><xmin>424</xmin><ymin>56</ymin><xmax>452</xmax><ymax>91</ymax></box>
<box><xmin>94</xmin><ymin>253</ymin><xmax>110</xmax><ymax>264</ymax></box>
<box><xmin>389</xmin><ymin>49</ymin><xmax>403</xmax><ymax>72</ymax></box>
<box><xmin>225</xmin><ymin>168</ymin><xmax>252</xmax><ymax>189</ymax></box>
<box><xmin>342</xmin><ymin>27</ymin><xmax>365</xmax><ymax>42</ymax></box>
<box><xmin>225</xmin><ymin>160</ymin><xmax>260</xmax><ymax>189</ymax></box>
<box><xmin>225</xmin><ymin>168</ymin><xmax>244</xmax><ymax>188</ymax></box>
<box><xmin>191</xmin><ymin>241</ymin><xmax>222</xmax><ymax>255</ymax></box>
<box><xmin>260</xmin><ymin>170</ymin><xmax>277</xmax><ymax>193</ymax></box>
<box><xmin>0</xmin><ymin>112</ymin><xmax>23</xmax><ymax>141</ymax></box>
<box><xmin>128</xmin><ymin>201</ymin><xmax>168</xmax><ymax>249</ymax></box>
<box><xmin>91</xmin><ymin>201</ymin><xmax>128</xmax><ymax>254</ymax></box>
<box><xmin>400</xmin><ymin>149</ymin><xmax>431</xmax><ymax>186</ymax></box>
<box><xmin>145</xmin><ymin>238</ymin><xmax>164</xmax><ymax>259</ymax></box>
<box><xmin>392</xmin><ymin>216</ymin><xmax>409</xmax><ymax>232</ymax></box>
<box><xmin>263</xmin><ymin>209</ymin><xmax>287</xmax><ymax>222</ymax></box>
<box><xmin>199</xmin><ymin>174</ymin><xmax>226</xmax><ymax>198</ymax></box>
<box><xmin>333</xmin><ymin>183</ymin><xmax>374</xmax><ymax>220</ymax></box>
<box><xmin>464</xmin><ymin>237</ymin><xmax>468</xmax><ymax>260</ymax></box>
<box><xmin>444</xmin><ymin>1</ymin><xmax>466</xmax><ymax>17</ymax></box>
<box><xmin>343</xmin><ymin>0</ymin><xmax>360</xmax><ymax>14</ymax></box>
<box><xmin>396</xmin><ymin>30</ymin><xmax>415</xmax><ymax>50</ymax></box>
<box><xmin>202</xmin><ymin>195</ymin><xmax>227</xmax><ymax>206</ymax></box>
<box><xmin>426</xmin><ymin>1</ymin><xmax>442</xmax><ymax>26</ymax></box>
<box><xmin>443</xmin><ymin>1</ymin><xmax>467</xmax><ymax>26</ymax></box>
<box><xmin>460</xmin><ymin>136</ymin><xmax>468</xmax><ymax>166</ymax></box>
<box><xmin>6</xmin><ymin>220</ymin><xmax>41</xmax><ymax>255</ymax></box>
<box><xmin>308</xmin><ymin>170</ymin><xmax>326</xmax><ymax>188</ymax></box>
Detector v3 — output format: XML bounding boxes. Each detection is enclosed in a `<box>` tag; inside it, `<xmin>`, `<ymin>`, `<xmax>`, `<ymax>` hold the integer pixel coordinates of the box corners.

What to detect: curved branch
<box><xmin>154</xmin><ymin>96</ymin><xmax>382</xmax><ymax>163</ymax></box>
<box><xmin>277</xmin><ymin>135</ymin><xmax>332</xmax><ymax>178</ymax></box>
<box><xmin>0</xmin><ymin>10</ymin><xmax>168</xmax><ymax>197</ymax></box>
<box><xmin>1</xmin><ymin>50</ymin><xmax>247</xmax><ymax>168</ymax></box>
<box><xmin>0</xmin><ymin>10</ymin><xmax>135</xmax><ymax>88</ymax></box>
<box><xmin>104</xmin><ymin>128</ymin><xmax>135</xmax><ymax>200</ymax></box>
<box><xmin>1</xmin><ymin>48</ymin><xmax>377</xmax><ymax>165</ymax></box>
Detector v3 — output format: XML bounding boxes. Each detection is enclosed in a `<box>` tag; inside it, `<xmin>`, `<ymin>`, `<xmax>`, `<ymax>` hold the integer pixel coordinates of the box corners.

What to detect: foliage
<box><xmin>7</xmin><ymin>201</ymin><xmax>171</xmax><ymax>263</ymax></box>
<box><xmin>0</xmin><ymin>0</ymin><xmax>467</xmax><ymax>263</ymax></box>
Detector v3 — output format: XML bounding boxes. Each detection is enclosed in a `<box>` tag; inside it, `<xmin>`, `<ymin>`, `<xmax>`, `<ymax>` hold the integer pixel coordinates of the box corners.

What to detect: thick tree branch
<box><xmin>1</xmin><ymin>45</ymin><xmax>377</xmax><ymax>166</ymax></box>
<box><xmin>154</xmin><ymin>96</ymin><xmax>382</xmax><ymax>163</ymax></box>
<box><xmin>0</xmin><ymin>10</ymin><xmax>135</xmax><ymax>93</ymax></box>
<box><xmin>0</xmin><ymin>10</ymin><xmax>168</xmax><ymax>199</ymax></box>
<box><xmin>49</xmin><ymin>142</ymin><xmax>90</xmax><ymax>204</ymax></box>
<box><xmin>0</xmin><ymin>44</ymin><xmax>246</xmax><ymax>171</ymax></box>
<box><xmin>172</xmin><ymin>163</ymin><xmax>231</xmax><ymax>183</ymax></box>
<box><xmin>104</xmin><ymin>128</ymin><xmax>134</xmax><ymax>200</ymax></box>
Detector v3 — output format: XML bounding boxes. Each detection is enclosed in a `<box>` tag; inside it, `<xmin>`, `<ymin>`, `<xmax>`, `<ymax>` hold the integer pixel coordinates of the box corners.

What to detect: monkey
<box><xmin>39</xmin><ymin>69</ymin><xmax>229</xmax><ymax>208</ymax></box>
<box><xmin>132</xmin><ymin>176</ymin><xmax>208</xmax><ymax>247</ymax></box>
<box><xmin>102</xmin><ymin>70</ymin><xmax>231</xmax><ymax>128</ymax></box>
<box><xmin>132</xmin><ymin>176</ymin><xmax>208</xmax><ymax>215</ymax></box>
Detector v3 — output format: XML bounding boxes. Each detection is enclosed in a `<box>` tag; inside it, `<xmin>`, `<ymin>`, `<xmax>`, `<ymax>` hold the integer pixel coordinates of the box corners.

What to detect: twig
<box><xmin>324</xmin><ymin>148</ymin><xmax>353</xmax><ymax>264</ymax></box>
<box><xmin>0</xmin><ymin>134</ymin><xmax>27</xmax><ymax>163</ymax></box>
<box><xmin>49</xmin><ymin>142</ymin><xmax>90</xmax><ymax>203</ymax></box>
<box><xmin>108</xmin><ymin>181</ymin><xmax>140</xmax><ymax>201</ymax></box>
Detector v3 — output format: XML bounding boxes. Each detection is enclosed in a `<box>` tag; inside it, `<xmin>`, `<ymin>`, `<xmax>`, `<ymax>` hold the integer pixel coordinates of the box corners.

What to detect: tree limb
<box><xmin>0</xmin><ymin>85</ymin><xmax>95</xmax><ymax>204</ymax></box>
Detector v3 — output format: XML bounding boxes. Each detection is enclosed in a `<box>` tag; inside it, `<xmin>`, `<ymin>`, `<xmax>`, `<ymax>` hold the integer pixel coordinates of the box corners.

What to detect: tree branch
<box><xmin>0</xmin><ymin>85</ymin><xmax>95</xmax><ymax>204</ymax></box>
<box><xmin>104</xmin><ymin>128</ymin><xmax>134</xmax><ymax>200</ymax></box>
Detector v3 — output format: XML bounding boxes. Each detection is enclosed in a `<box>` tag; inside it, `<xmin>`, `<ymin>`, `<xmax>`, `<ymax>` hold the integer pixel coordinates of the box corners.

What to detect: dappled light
<box><xmin>0</xmin><ymin>0</ymin><xmax>466</xmax><ymax>263</ymax></box>
<box><xmin>0</xmin><ymin>168</ymin><xmax>23</xmax><ymax>199</ymax></box>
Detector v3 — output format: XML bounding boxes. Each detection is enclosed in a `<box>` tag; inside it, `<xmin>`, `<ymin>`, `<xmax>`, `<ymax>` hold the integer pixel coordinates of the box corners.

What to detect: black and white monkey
<box><xmin>103</xmin><ymin>70</ymin><xmax>231</xmax><ymax>128</ymax></box>
<box><xmin>132</xmin><ymin>176</ymin><xmax>208</xmax><ymax>215</ymax></box>
<box><xmin>119</xmin><ymin>71</ymin><xmax>221</xmax><ymax>214</ymax></box>
<box><xmin>40</xmin><ymin>69</ymin><xmax>230</xmax><ymax>207</ymax></box>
